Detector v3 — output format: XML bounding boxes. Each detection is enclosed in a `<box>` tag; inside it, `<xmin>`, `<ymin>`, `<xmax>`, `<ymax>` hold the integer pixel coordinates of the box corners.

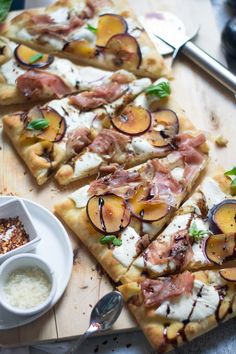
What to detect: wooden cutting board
<box><xmin>0</xmin><ymin>0</ymin><xmax>235</xmax><ymax>346</ymax></box>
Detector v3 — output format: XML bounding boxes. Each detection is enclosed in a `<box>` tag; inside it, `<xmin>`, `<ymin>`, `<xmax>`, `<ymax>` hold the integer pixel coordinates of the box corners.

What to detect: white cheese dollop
<box><xmin>74</xmin><ymin>152</ymin><xmax>103</xmax><ymax>178</ymax></box>
<box><xmin>47</xmin><ymin>58</ymin><xmax>81</xmax><ymax>87</ymax></box>
<box><xmin>131</xmin><ymin>138</ymin><xmax>158</xmax><ymax>154</ymax></box>
<box><xmin>200</xmin><ymin>177</ymin><xmax>226</xmax><ymax>210</ymax></box>
<box><xmin>155</xmin><ymin>280</ymin><xmax>219</xmax><ymax>322</ymax></box>
<box><xmin>171</xmin><ymin>167</ymin><xmax>184</xmax><ymax>182</ymax></box>
<box><xmin>48</xmin><ymin>7</ymin><xmax>69</xmax><ymax>23</ymax></box>
<box><xmin>39</xmin><ymin>35</ymin><xmax>65</xmax><ymax>50</ymax></box>
<box><xmin>69</xmin><ymin>184</ymin><xmax>90</xmax><ymax>208</ymax></box>
<box><xmin>112</xmin><ymin>226</ymin><xmax>140</xmax><ymax>267</ymax></box>
<box><xmin>1</xmin><ymin>60</ymin><xmax>25</xmax><ymax>85</ymax></box>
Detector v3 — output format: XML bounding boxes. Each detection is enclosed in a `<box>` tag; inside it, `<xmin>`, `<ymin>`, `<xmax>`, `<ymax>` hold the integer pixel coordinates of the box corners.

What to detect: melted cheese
<box><xmin>40</xmin><ymin>35</ymin><xmax>65</xmax><ymax>50</ymax></box>
<box><xmin>200</xmin><ymin>177</ymin><xmax>226</xmax><ymax>209</ymax></box>
<box><xmin>112</xmin><ymin>227</ymin><xmax>140</xmax><ymax>267</ymax></box>
<box><xmin>171</xmin><ymin>167</ymin><xmax>184</xmax><ymax>182</ymax></box>
<box><xmin>155</xmin><ymin>280</ymin><xmax>219</xmax><ymax>322</ymax></box>
<box><xmin>69</xmin><ymin>185</ymin><xmax>90</xmax><ymax>208</ymax></box>
<box><xmin>47</xmin><ymin>58</ymin><xmax>82</xmax><ymax>87</ymax></box>
<box><xmin>131</xmin><ymin>138</ymin><xmax>158</xmax><ymax>154</ymax></box>
<box><xmin>74</xmin><ymin>152</ymin><xmax>103</xmax><ymax>178</ymax></box>
<box><xmin>48</xmin><ymin>7</ymin><xmax>69</xmax><ymax>23</ymax></box>
<box><xmin>17</xmin><ymin>28</ymin><xmax>36</xmax><ymax>41</ymax></box>
<box><xmin>1</xmin><ymin>60</ymin><xmax>25</xmax><ymax>85</ymax></box>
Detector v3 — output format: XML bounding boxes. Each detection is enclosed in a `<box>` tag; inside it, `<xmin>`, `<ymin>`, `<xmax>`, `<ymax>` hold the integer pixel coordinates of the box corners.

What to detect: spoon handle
<box><xmin>66</xmin><ymin>324</ymin><xmax>98</xmax><ymax>354</ymax></box>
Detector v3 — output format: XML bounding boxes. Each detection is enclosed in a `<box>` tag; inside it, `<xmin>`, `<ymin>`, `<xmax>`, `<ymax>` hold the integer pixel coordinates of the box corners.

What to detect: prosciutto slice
<box><xmin>141</xmin><ymin>271</ymin><xmax>194</xmax><ymax>307</ymax></box>
<box><xmin>66</xmin><ymin>127</ymin><xmax>92</xmax><ymax>154</ymax></box>
<box><xmin>174</xmin><ymin>133</ymin><xmax>206</xmax><ymax>165</ymax></box>
<box><xmin>89</xmin><ymin>129</ymin><xmax>130</xmax><ymax>156</ymax></box>
<box><xmin>69</xmin><ymin>81</ymin><xmax>127</xmax><ymax>110</ymax></box>
<box><xmin>16</xmin><ymin>70</ymin><xmax>71</xmax><ymax>98</ymax></box>
<box><xmin>88</xmin><ymin>169</ymin><xmax>142</xmax><ymax>198</ymax></box>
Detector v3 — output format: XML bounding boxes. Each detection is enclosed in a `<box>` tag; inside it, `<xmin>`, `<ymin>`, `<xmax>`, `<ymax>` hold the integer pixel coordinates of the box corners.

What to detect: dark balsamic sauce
<box><xmin>98</xmin><ymin>197</ymin><xmax>106</xmax><ymax>232</ymax></box>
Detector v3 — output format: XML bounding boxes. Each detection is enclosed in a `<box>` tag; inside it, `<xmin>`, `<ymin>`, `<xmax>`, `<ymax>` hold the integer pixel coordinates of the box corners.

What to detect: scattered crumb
<box><xmin>80</xmin><ymin>285</ymin><xmax>88</xmax><ymax>289</ymax></box>
<box><xmin>28</xmin><ymin>188</ymin><xmax>33</xmax><ymax>192</ymax></box>
<box><xmin>126</xmin><ymin>343</ymin><xmax>132</xmax><ymax>348</ymax></box>
<box><xmin>83</xmin><ymin>312</ymin><xmax>85</xmax><ymax>315</ymax></box>
<box><xmin>215</xmin><ymin>135</ymin><xmax>228</xmax><ymax>147</ymax></box>
<box><xmin>89</xmin><ymin>304</ymin><xmax>93</xmax><ymax>308</ymax></box>
<box><xmin>23</xmin><ymin>171</ymin><xmax>27</xmax><ymax>175</ymax></box>
<box><xmin>0</xmin><ymin>146</ymin><xmax>2</xmax><ymax>150</ymax></box>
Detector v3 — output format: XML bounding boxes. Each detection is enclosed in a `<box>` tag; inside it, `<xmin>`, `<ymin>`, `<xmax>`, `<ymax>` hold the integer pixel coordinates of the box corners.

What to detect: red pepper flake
<box><xmin>0</xmin><ymin>217</ymin><xmax>29</xmax><ymax>254</ymax></box>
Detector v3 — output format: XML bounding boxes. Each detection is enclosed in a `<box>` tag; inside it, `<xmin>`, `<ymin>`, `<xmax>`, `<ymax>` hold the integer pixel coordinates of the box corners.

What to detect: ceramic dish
<box><xmin>0</xmin><ymin>196</ymin><xmax>73</xmax><ymax>329</ymax></box>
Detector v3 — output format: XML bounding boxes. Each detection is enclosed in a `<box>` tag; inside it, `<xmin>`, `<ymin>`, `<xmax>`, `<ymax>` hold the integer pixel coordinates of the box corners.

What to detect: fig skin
<box><xmin>220</xmin><ymin>267</ymin><xmax>236</xmax><ymax>282</ymax></box>
<box><xmin>148</xmin><ymin>109</ymin><xmax>179</xmax><ymax>148</ymax></box>
<box><xmin>96</xmin><ymin>14</ymin><xmax>128</xmax><ymax>47</ymax></box>
<box><xmin>204</xmin><ymin>233</ymin><xmax>236</xmax><ymax>265</ymax></box>
<box><xmin>208</xmin><ymin>199</ymin><xmax>236</xmax><ymax>234</ymax></box>
<box><xmin>86</xmin><ymin>194</ymin><xmax>131</xmax><ymax>234</ymax></box>
<box><xmin>37</xmin><ymin>107</ymin><xmax>67</xmax><ymax>143</ymax></box>
<box><xmin>14</xmin><ymin>44</ymin><xmax>54</xmax><ymax>69</ymax></box>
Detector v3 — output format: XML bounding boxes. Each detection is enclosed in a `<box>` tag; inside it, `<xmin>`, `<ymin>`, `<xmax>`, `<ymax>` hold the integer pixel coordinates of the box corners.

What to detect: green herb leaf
<box><xmin>26</xmin><ymin>119</ymin><xmax>50</xmax><ymax>131</ymax></box>
<box><xmin>29</xmin><ymin>53</ymin><xmax>44</xmax><ymax>64</ymax></box>
<box><xmin>189</xmin><ymin>221</ymin><xmax>208</xmax><ymax>241</ymax></box>
<box><xmin>145</xmin><ymin>81</ymin><xmax>171</xmax><ymax>99</ymax></box>
<box><xmin>231</xmin><ymin>179</ymin><xmax>236</xmax><ymax>187</ymax></box>
<box><xmin>112</xmin><ymin>238</ymin><xmax>122</xmax><ymax>246</ymax></box>
<box><xmin>87</xmin><ymin>24</ymin><xmax>97</xmax><ymax>33</ymax></box>
<box><xmin>0</xmin><ymin>0</ymin><xmax>13</xmax><ymax>23</ymax></box>
<box><xmin>225</xmin><ymin>167</ymin><xmax>236</xmax><ymax>176</ymax></box>
<box><xmin>100</xmin><ymin>235</ymin><xmax>122</xmax><ymax>246</ymax></box>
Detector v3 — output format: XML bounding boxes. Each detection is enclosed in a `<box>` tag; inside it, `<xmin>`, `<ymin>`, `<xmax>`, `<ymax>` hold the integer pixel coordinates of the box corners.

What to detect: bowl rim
<box><xmin>0</xmin><ymin>253</ymin><xmax>57</xmax><ymax>316</ymax></box>
<box><xmin>0</xmin><ymin>198</ymin><xmax>41</xmax><ymax>261</ymax></box>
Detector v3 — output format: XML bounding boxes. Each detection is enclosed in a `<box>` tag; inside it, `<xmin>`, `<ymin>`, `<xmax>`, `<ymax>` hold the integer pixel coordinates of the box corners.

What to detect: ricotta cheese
<box><xmin>200</xmin><ymin>177</ymin><xmax>226</xmax><ymax>209</ymax></box>
<box><xmin>112</xmin><ymin>226</ymin><xmax>140</xmax><ymax>267</ymax></box>
<box><xmin>69</xmin><ymin>184</ymin><xmax>90</xmax><ymax>208</ymax></box>
<box><xmin>171</xmin><ymin>167</ymin><xmax>184</xmax><ymax>182</ymax></box>
<box><xmin>131</xmin><ymin>138</ymin><xmax>158</xmax><ymax>154</ymax></box>
<box><xmin>40</xmin><ymin>35</ymin><xmax>65</xmax><ymax>50</ymax></box>
<box><xmin>1</xmin><ymin>60</ymin><xmax>26</xmax><ymax>85</ymax></box>
<box><xmin>155</xmin><ymin>280</ymin><xmax>219</xmax><ymax>322</ymax></box>
<box><xmin>74</xmin><ymin>152</ymin><xmax>103</xmax><ymax>178</ymax></box>
<box><xmin>17</xmin><ymin>28</ymin><xmax>36</xmax><ymax>41</ymax></box>
<box><xmin>47</xmin><ymin>58</ymin><xmax>81</xmax><ymax>87</ymax></box>
<box><xmin>48</xmin><ymin>7</ymin><xmax>69</xmax><ymax>24</ymax></box>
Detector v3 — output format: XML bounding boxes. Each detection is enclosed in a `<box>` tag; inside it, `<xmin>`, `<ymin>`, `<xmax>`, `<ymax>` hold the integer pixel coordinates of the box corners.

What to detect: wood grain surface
<box><xmin>0</xmin><ymin>0</ymin><xmax>235</xmax><ymax>346</ymax></box>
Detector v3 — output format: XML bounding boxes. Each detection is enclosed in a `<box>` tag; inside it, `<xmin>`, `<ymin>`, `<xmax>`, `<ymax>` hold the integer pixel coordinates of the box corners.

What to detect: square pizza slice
<box><xmin>3</xmin><ymin>70</ymin><xmax>151</xmax><ymax>184</ymax></box>
<box><xmin>118</xmin><ymin>268</ymin><xmax>236</xmax><ymax>353</ymax></box>
<box><xmin>1</xmin><ymin>0</ymin><xmax>171</xmax><ymax>79</ymax></box>
<box><xmin>54</xmin><ymin>137</ymin><xmax>208</xmax><ymax>282</ymax></box>
<box><xmin>0</xmin><ymin>36</ymin><xmax>125</xmax><ymax>105</ymax></box>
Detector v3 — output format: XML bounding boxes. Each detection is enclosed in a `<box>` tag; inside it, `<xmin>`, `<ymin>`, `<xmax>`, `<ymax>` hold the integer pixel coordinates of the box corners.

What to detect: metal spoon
<box><xmin>66</xmin><ymin>291</ymin><xmax>124</xmax><ymax>354</ymax></box>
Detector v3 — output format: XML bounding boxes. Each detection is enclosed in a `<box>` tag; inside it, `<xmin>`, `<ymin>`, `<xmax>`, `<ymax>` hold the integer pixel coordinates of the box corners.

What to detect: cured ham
<box><xmin>69</xmin><ymin>82</ymin><xmax>127</xmax><ymax>110</ymax></box>
<box><xmin>89</xmin><ymin>129</ymin><xmax>130</xmax><ymax>155</ymax></box>
<box><xmin>16</xmin><ymin>70</ymin><xmax>71</xmax><ymax>98</ymax></box>
<box><xmin>174</xmin><ymin>133</ymin><xmax>206</xmax><ymax>165</ymax></box>
<box><xmin>87</xmin><ymin>0</ymin><xmax>113</xmax><ymax>14</ymax></box>
<box><xmin>141</xmin><ymin>271</ymin><xmax>194</xmax><ymax>307</ymax></box>
<box><xmin>29</xmin><ymin>14</ymin><xmax>84</xmax><ymax>37</ymax></box>
<box><xmin>88</xmin><ymin>168</ymin><xmax>142</xmax><ymax>198</ymax></box>
<box><xmin>146</xmin><ymin>229</ymin><xmax>193</xmax><ymax>269</ymax></box>
<box><xmin>66</xmin><ymin>127</ymin><xmax>92</xmax><ymax>154</ymax></box>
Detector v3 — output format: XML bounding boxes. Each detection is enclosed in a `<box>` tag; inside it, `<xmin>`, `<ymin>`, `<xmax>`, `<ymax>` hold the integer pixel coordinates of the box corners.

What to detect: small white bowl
<box><xmin>0</xmin><ymin>198</ymin><xmax>41</xmax><ymax>263</ymax></box>
<box><xmin>0</xmin><ymin>253</ymin><xmax>56</xmax><ymax>316</ymax></box>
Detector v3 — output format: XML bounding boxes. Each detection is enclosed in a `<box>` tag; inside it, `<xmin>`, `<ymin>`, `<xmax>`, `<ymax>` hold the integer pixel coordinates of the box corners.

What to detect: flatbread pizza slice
<box><xmin>0</xmin><ymin>36</ymin><xmax>124</xmax><ymax>105</ymax></box>
<box><xmin>54</xmin><ymin>79</ymin><xmax>197</xmax><ymax>185</ymax></box>
<box><xmin>1</xmin><ymin>0</ymin><xmax>171</xmax><ymax>79</ymax></box>
<box><xmin>54</xmin><ymin>139</ymin><xmax>208</xmax><ymax>282</ymax></box>
<box><xmin>118</xmin><ymin>268</ymin><xmax>236</xmax><ymax>353</ymax></box>
<box><xmin>3</xmin><ymin>71</ymin><xmax>150</xmax><ymax>184</ymax></box>
<box><xmin>123</xmin><ymin>172</ymin><xmax>236</xmax><ymax>283</ymax></box>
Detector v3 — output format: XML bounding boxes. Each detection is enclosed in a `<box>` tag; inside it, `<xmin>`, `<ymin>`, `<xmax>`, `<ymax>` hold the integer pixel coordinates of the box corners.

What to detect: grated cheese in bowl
<box><xmin>4</xmin><ymin>266</ymin><xmax>51</xmax><ymax>309</ymax></box>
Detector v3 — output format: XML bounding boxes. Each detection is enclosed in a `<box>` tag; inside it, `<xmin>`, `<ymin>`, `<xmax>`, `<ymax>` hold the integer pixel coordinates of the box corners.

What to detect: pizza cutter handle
<box><xmin>182</xmin><ymin>41</ymin><xmax>236</xmax><ymax>97</ymax></box>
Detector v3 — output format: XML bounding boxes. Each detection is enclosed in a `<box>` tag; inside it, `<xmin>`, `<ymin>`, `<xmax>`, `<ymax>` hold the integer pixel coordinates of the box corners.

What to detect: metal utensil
<box><xmin>139</xmin><ymin>12</ymin><xmax>236</xmax><ymax>96</ymax></box>
<box><xmin>66</xmin><ymin>291</ymin><xmax>124</xmax><ymax>354</ymax></box>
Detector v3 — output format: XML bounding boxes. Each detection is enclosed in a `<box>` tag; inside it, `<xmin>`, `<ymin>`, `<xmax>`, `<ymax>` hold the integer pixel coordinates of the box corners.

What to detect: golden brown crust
<box><xmin>3</xmin><ymin>113</ymin><xmax>66</xmax><ymax>185</ymax></box>
<box><xmin>118</xmin><ymin>270</ymin><xmax>236</xmax><ymax>352</ymax></box>
<box><xmin>3</xmin><ymin>0</ymin><xmax>171</xmax><ymax>79</ymax></box>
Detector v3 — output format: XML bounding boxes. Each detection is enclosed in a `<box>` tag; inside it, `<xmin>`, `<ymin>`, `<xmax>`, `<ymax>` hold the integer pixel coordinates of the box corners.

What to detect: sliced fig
<box><xmin>111</xmin><ymin>105</ymin><xmax>151</xmax><ymax>136</ymax></box>
<box><xmin>220</xmin><ymin>267</ymin><xmax>236</xmax><ymax>282</ymax></box>
<box><xmin>105</xmin><ymin>33</ymin><xmax>142</xmax><ymax>70</ymax></box>
<box><xmin>14</xmin><ymin>44</ymin><xmax>54</xmax><ymax>68</ymax></box>
<box><xmin>147</xmin><ymin>109</ymin><xmax>179</xmax><ymax>147</ymax></box>
<box><xmin>209</xmin><ymin>200</ymin><xmax>236</xmax><ymax>234</ymax></box>
<box><xmin>86</xmin><ymin>194</ymin><xmax>131</xmax><ymax>234</ymax></box>
<box><xmin>204</xmin><ymin>233</ymin><xmax>236</xmax><ymax>265</ymax></box>
<box><xmin>96</xmin><ymin>14</ymin><xmax>127</xmax><ymax>47</ymax></box>
<box><xmin>37</xmin><ymin>107</ymin><xmax>66</xmax><ymax>142</ymax></box>
<box><xmin>128</xmin><ymin>185</ymin><xmax>170</xmax><ymax>222</ymax></box>
<box><xmin>63</xmin><ymin>39</ymin><xmax>96</xmax><ymax>58</ymax></box>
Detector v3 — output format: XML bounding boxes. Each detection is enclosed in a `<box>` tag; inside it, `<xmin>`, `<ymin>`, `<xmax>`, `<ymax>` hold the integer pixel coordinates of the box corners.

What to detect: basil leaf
<box><xmin>87</xmin><ymin>24</ymin><xmax>97</xmax><ymax>33</ymax></box>
<box><xmin>112</xmin><ymin>238</ymin><xmax>122</xmax><ymax>246</ymax></box>
<box><xmin>145</xmin><ymin>81</ymin><xmax>171</xmax><ymax>98</ymax></box>
<box><xmin>100</xmin><ymin>235</ymin><xmax>122</xmax><ymax>246</ymax></box>
<box><xmin>100</xmin><ymin>235</ymin><xmax>116</xmax><ymax>244</ymax></box>
<box><xmin>27</xmin><ymin>119</ymin><xmax>50</xmax><ymax>131</ymax></box>
<box><xmin>0</xmin><ymin>0</ymin><xmax>13</xmax><ymax>22</ymax></box>
<box><xmin>231</xmin><ymin>178</ymin><xmax>236</xmax><ymax>187</ymax></box>
<box><xmin>225</xmin><ymin>167</ymin><xmax>236</xmax><ymax>176</ymax></box>
<box><xmin>189</xmin><ymin>221</ymin><xmax>208</xmax><ymax>241</ymax></box>
<box><xmin>29</xmin><ymin>53</ymin><xmax>44</xmax><ymax>64</ymax></box>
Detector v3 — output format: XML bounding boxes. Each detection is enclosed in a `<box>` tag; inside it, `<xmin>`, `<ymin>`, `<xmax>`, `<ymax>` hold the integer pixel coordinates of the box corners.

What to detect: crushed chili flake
<box><xmin>0</xmin><ymin>217</ymin><xmax>29</xmax><ymax>254</ymax></box>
